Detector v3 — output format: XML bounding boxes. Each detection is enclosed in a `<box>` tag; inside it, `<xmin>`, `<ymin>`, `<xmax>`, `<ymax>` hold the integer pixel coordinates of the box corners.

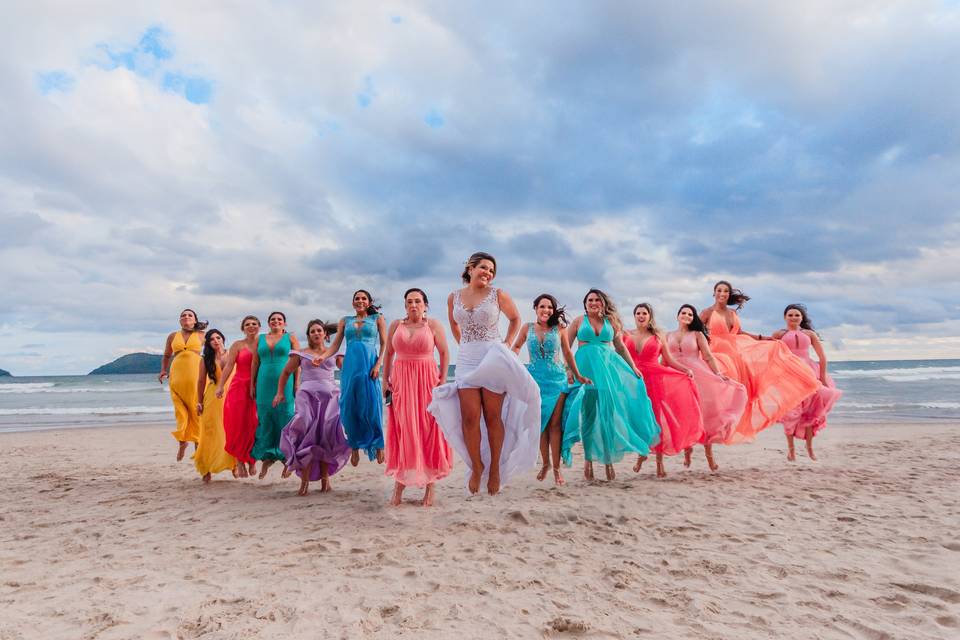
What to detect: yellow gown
<box><xmin>193</xmin><ymin>363</ymin><xmax>236</xmax><ymax>476</ymax></box>
<box><xmin>169</xmin><ymin>331</ymin><xmax>203</xmax><ymax>443</ymax></box>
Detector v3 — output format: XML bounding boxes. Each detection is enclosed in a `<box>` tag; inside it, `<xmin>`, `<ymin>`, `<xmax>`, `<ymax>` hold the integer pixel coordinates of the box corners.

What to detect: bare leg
<box><xmin>481</xmin><ymin>389</ymin><xmax>506</xmax><ymax>496</ymax></box>
<box><xmin>786</xmin><ymin>433</ymin><xmax>796</xmax><ymax>462</ymax></box>
<box><xmin>423</xmin><ymin>483</ymin><xmax>436</xmax><ymax>507</ymax></box>
<box><xmin>656</xmin><ymin>452</ymin><xmax>667</xmax><ymax>478</ymax></box>
<box><xmin>202</xmin><ymin>472</ymin><xmax>211</xmax><ymax>484</ymax></box>
<box><xmin>247</xmin><ymin>462</ymin><xmax>257</xmax><ymax>476</ymax></box>
<box><xmin>176</xmin><ymin>441</ymin><xmax>188</xmax><ymax>461</ymax></box>
<box><xmin>605</xmin><ymin>464</ymin><xmax>616</xmax><ymax>481</ymax></box>
<box><xmin>376</xmin><ymin>449</ymin><xmax>385</xmax><ymax>464</ymax></box>
<box><xmin>705</xmin><ymin>444</ymin><xmax>719</xmax><ymax>471</ymax></box>
<box><xmin>633</xmin><ymin>455</ymin><xmax>647</xmax><ymax>473</ymax></box>
<box><xmin>237</xmin><ymin>463</ymin><xmax>248</xmax><ymax>478</ymax></box>
<box><xmin>805</xmin><ymin>426</ymin><xmax>817</xmax><ymax>460</ymax></box>
<box><xmin>320</xmin><ymin>462</ymin><xmax>331</xmax><ymax>493</ymax></box>
<box><xmin>536</xmin><ymin>430</ymin><xmax>550</xmax><ymax>481</ymax></box>
<box><xmin>298</xmin><ymin>474</ymin><xmax>309</xmax><ymax>496</ymax></box>
<box><xmin>458</xmin><ymin>388</ymin><xmax>484</xmax><ymax>494</ymax></box>
<box><xmin>390</xmin><ymin>481</ymin><xmax>405</xmax><ymax>506</ymax></box>
<box><xmin>584</xmin><ymin>461</ymin><xmax>595</xmax><ymax>481</ymax></box>
<box><xmin>547</xmin><ymin>397</ymin><xmax>565</xmax><ymax>486</ymax></box>
<box><xmin>350</xmin><ymin>449</ymin><xmax>360</xmax><ymax>467</ymax></box>
<box><xmin>281</xmin><ymin>465</ymin><xmax>292</xmax><ymax>479</ymax></box>
<box><xmin>683</xmin><ymin>447</ymin><xmax>693</xmax><ymax>468</ymax></box>
<box><xmin>258</xmin><ymin>459</ymin><xmax>275</xmax><ymax>479</ymax></box>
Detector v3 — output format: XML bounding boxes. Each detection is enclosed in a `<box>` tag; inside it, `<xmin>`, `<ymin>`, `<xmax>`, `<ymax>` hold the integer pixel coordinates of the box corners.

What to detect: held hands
<box><xmin>575</xmin><ymin>374</ymin><xmax>593</xmax><ymax>386</ymax></box>
<box><xmin>311</xmin><ymin>355</ymin><xmax>326</xmax><ymax>367</ymax></box>
<box><xmin>272</xmin><ymin>393</ymin><xmax>284</xmax><ymax>408</ymax></box>
<box><xmin>215</xmin><ymin>386</ymin><xmax>224</xmax><ymax>399</ymax></box>
<box><xmin>370</xmin><ymin>364</ymin><xmax>381</xmax><ymax>380</ymax></box>
<box><xmin>684</xmin><ymin>368</ymin><xmax>694</xmax><ymax>379</ymax></box>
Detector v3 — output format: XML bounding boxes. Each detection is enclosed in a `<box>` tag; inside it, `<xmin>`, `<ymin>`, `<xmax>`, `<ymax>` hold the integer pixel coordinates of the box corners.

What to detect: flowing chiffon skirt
<box><xmin>279</xmin><ymin>379</ymin><xmax>351</xmax><ymax>480</ymax></box>
<box><xmin>169</xmin><ymin>351</ymin><xmax>201</xmax><ymax>443</ymax></box>
<box><xmin>223</xmin><ymin>373</ymin><xmax>258</xmax><ymax>464</ymax></box>
<box><xmin>781</xmin><ymin>361</ymin><xmax>842</xmax><ymax>438</ymax></box>
<box><xmin>339</xmin><ymin>341</ymin><xmax>385</xmax><ymax>460</ymax></box>
<box><xmin>674</xmin><ymin>352</ymin><xmax>747</xmax><ymax>445</ymax></box>
<box><xmin>193</xmin><ymin>375</ymin><xmax>236</xmax><ymax>476</ymax></box>
<box><xmin>527</xmin><ymin>362</ymin><xmax>569</xmax><ymax>433</ymax></box>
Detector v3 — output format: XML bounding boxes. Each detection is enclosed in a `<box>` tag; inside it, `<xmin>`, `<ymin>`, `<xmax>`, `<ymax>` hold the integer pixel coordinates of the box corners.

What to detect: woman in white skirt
<box><xmin>428</xmin><ymin>252</ymin><xmax>541</xmax><ymax>495</ymax></box>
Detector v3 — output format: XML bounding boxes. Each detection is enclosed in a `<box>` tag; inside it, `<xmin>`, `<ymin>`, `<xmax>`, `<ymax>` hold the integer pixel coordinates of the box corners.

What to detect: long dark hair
<box><xmin>533</xmin><ymin>294</ymin><xmax>568</xmax><ymax>328</ymax></box>
<box><xmin>582</xmin><ymin>288</ymin><xmax>623</xmax><ymax>333</ymax></box>
<box><xmin>305</xmin><ymin>319</ymin><xmax>337</xmax><ymax>349</ymax></box>
<box><xmin>267</xmin><ymin>310</ymin><xmax>287</xmax><ymax>333</ymax></box>
<box><xmin>678</xmin><ymin>304</ymin><xmax>709</xmax><ymax>340</ymax></box>
<box><xmin>353</xmin><ymin>289</ymin><xmax>381</xmax><ymax>315</ymax></box>
<box><xmin>714</xmin><ymin>280</ymin><xmax>750</xmax><ymax>310</ymax></box>
<box><xmin>784</xmin><ymin>303</ymin><xmax>817</xmax><ymax>334</ymax></box>
<box><xmin>461</xmin><ymin>251</ymin><xmax>497</xmax><ymax>283</ymax></box>
<box><xmin>181</xmin><ymin>308</ymin><xmax>209</xmax><ymax>332</ymax></box>
<box><xmin>202</xmin><ymin>329</ymin><xmax>226</xmax><ymax>383</ymax></box>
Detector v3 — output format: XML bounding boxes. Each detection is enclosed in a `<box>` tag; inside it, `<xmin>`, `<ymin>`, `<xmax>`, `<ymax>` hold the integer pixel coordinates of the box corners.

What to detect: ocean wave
<box><xmin>0</xmin><ymin>406</ymin><xmax>169</xmax><ymax>416</ymax></box>
<box><xmin>0</xmin><ymin>382</ymin><xmax>56</xmax><ymax>393</ymax></box>
<box><xmin>838</xmin><ymin>401</ymin><xmax>960</xmax><ymax>410</ymax></box>
<box><xmin>0</xmin><ymin>383</ymin><xmax>159</xmax><ymax>394</ymax></box>
<box><xmin>832</xmin><ymin>366</ymin><xmax>960</xmax><ymax>383</ymax></box>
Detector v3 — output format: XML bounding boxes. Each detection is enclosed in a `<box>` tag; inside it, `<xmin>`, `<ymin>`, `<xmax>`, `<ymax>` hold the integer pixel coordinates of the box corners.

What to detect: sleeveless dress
<box><xmin>385</xmin><ymin>323</ymin><xmax>454</xmax><ymax>487</ymax></box>
<box><xmin>562</xmin><ymin>318</ymin><xmax>660</xmax><ymax>465</ymax></box>
<box><xmin>779</xmin><ymin>330</ymin><xmax>842</xmax><ymax>438</ymax></box>
<box><xmin>279</xmin><ymin>352</ymin><xmax>351</xmax><ymax>480</ymax></box>
<box><xmin>427</xmin><ymin>287</ymin><xmax>541</xmax><ymax>491</ymax></box>
<box><xmin>252</xmin><ymin>333</ymin><xmax>294</xmax><ymax>461</ymax></box>
<box><xmin>339</xmin><ymin>314</ymin><xmax>385</xmax><ymax>460</ymax></box>
<box><xmin>665</xmin><ymin>331</ymin><xmax>747</xmax><ymax>445</ymax></box>
<box><xmin>169</xmin><ymin>331</ymin><xmax>203</xmax><ymax>443</ymax></box>
<box><xmin>525</xmin><ymin>324</ymin><xmax>570</xmax><ymax>433</ymax></box>
<box><xmin>193</xmin><ymin>362</ymin><xmax>236</xmax><ymax>476</ymax></box>
<box><xmin>223</xmin><ymin>346</ymin><xmax>258</xmax><ymax>464</ymax></box>
<box><xmin>624</xmin><ymin>333</ymin><xmax>705</xmax><ymax>456</ymax></box>
<box><xmin>707</xmin><ymin>312</ymin><xmax>819</xmax><ymax>443</ymax></box>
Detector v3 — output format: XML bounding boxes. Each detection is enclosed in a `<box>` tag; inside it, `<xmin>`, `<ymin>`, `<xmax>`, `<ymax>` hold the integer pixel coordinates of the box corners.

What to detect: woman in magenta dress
<box><xmin>216</xmin><ymin>315</ymin><xmax>261</xmax><ymax>478</ymax></box>
<box><xmin>666</xmin><ymin>304</ymin><xmax>747</xmax><ymax>471</ymax></box>
<box><xmin>276</xmin><ymin>320</ymin><xmax>351</xmax><ymax>495</ymax></box>
<box><xmin>701</xmin><ymin>281</ymin><xmax>819</xmax><ymax>443</ymax></box>
<box><xmin>382</xmin><ymin>288</ymin><xmax>453</xmax><ymax>506</ymax></box>
<box><xmin>623</xmin><ymin>303</ymin><xmax>704</xmax><ymax>478</ymax></box>
<box><xmin>773</xmin><ymin>304</ymin><xmax>842</xmax><ymax>461</ymax></box>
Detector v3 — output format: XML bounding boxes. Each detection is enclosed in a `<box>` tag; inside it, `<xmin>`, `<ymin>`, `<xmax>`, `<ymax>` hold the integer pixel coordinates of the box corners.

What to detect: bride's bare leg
<box><xmin>481</xmin><ymin>389</ymin><xmax>506</xmax><ymax>496</ymax></box>
<box><xmin>458</xmin><ymin>388</ymin><xmax>485</xmax><ymax>494</ymax></box>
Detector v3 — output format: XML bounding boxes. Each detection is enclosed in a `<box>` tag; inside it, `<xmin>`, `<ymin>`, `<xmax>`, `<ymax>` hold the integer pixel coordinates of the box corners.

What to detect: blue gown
<box><xmin>525</xmin><ymin>324</ymin><xmax>569</xmax><ymax>433</ymax></box>
<box><xmin>339</xmin><ymin>314</ymin><xmax>384</xmax><ymax>460</ymax></box>
<box><xmin>562</xmin><ymin>318</ymin><xmax>660</xmax><ymax>465</ymax></box>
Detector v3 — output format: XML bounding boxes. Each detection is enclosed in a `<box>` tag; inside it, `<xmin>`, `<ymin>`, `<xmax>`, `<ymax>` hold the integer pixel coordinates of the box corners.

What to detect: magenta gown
<box><xmin>779</xmin><ymin>330</ymin><xmax>842</xmax><ymax>438</ymax></box>
<box><xmin>624</xmin><ymin>333</ymin><xmax>705</xmax><ymax>456</ymax></box>
<box><xmin>385</xmin><ymin>323</ymin><xmax>453</xmax><ymax>487</ymax></box>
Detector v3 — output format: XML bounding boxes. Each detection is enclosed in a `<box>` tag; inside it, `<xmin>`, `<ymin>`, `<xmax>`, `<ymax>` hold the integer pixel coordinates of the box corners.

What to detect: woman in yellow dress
<box><xmin>194</xmin><ymin>329</ymin><xmax>237</xmax><ymax>482</ymax></box>
<box><xmin>159</xmin><ymin>309</ymin><xmax>207</xmax><ymax>460</ymax></box>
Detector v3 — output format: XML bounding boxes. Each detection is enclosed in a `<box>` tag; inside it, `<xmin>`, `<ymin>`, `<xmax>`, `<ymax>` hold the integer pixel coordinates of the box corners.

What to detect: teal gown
<box><xmin>562</xmin><ymin>318</ymin><xmax>660</xmax><ymax>465</ymax></box>
<box><xmin>252</xmin><ymin>333</ymin><xmax>294</xmax><ymax>461</ymax></box>
<box><xmin>525</xmin><ymin>324</ymin><xmax>570</xmax><ymax>433</ymax></box>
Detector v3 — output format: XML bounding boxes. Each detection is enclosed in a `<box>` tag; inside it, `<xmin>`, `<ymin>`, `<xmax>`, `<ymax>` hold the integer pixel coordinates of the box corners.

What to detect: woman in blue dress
<box><xmin>563</xmin><ymin>289</ymin><xmax>660</xmax><ymax>482</ymax></box>
<box><xmin>317</xmin><ymin>290</ymin><xmax>387</xmax><ymax>466</ymax></box>
<box><xmin>512</xmin><ymin>294</ymin><xmax>591</xmax><ymax>486</ymax></box>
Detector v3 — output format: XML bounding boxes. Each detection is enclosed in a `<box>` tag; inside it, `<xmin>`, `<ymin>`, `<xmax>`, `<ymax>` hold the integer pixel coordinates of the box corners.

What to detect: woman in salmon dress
<box><xmin>666</xmin><ymin>304</ymin><xmax>747</xmax><ymax>471</ymax></box>
<box><xmin>217</xmin><ymin>315</ymin><xmax>260</xmax><ymax>478</ymax></box>
<box><xmin>773</xmin><ymin>304</ymin><xmax>842</xmax><ymax>461</ymax></box>
<box><xmin>159</xmin><ymin>309</ymin><xmax>207</xmax><ymax>461</ymax></box>
<box><xmin>623</xmin><ymin>303</ymin><xmax>704</xmax><ymax>478</ymax></box>
<box><xmin>382</xmin><ymin>288</ymin><xmax>454</xmax><ymax>506</ymax></box>
<box><xmin>251</xmin><ymin>311</ymin><xmax>300</xmax><ymax>479</ymax></box>
<box><xmin>701</xmin><ymin>281</ymin><xmax>819</xmax><ymax>443</ymax></box>
<box><xmin>194</xmin><ymin>329</ymin><xmax>237</xmax><ymax>482</ymax></box>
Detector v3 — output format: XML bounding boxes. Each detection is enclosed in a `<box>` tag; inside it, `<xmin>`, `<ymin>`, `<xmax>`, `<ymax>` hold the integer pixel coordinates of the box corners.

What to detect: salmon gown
<box><xmin>624</xmin><ymin>333</ymin><xmax>705</xmax><ymax>456</ymax></box>
<box><xmin>223</xmin><ymin>347</ymin><xmax>258</xmax><ymax>464</ymax></box>
<box><xmin>193</xmin><ymin>362</ymin><xmax>236</xmax><ymax>476</ymax></box>
<box><xmin>779</xmin><ymin>330</ymin><xmax>842</xmax><ymax>438</ymax></box>
<box><xmin>707</xmin><ymin>311</ymin><xmax>819</xmax><ymax>443</ymax></box>
<box><xmin>385</xmin><ymin>323</ymin><xmax>453</xmax><ymax>487</ymax></box>
<box><xmin>169</xmin><ymin>331</ymin><xmax>203</xmax><ymax>443</ymax></box>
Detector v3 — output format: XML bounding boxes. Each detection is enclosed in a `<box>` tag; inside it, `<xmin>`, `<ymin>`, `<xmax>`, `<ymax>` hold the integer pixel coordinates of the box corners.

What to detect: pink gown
<box><xmin>708</xmin><ymin>312</ymin><xmax>819</xmax><ymax>443</ymax></box>
<box><xmin>385</xmin><ymin>323</ymin><xmax>453</xmax><ymax>487</ymax></box>
<box><xmin>779</xmin><ymin>330</ymin><xmax>842</xmax><ymax>438</ymax></box>
<box><xmin>666</xmin><ymin>331</ymin><xmax>747</xmax><ymax>445</ymax></box>
<box><xmin>624</xmin><ymin>333</ymin><xmax>705</xmax><ymax>456</ymax></box>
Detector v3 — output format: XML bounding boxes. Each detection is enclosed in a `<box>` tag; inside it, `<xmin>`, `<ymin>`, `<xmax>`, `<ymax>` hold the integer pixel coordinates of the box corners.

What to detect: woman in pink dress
<box><xmin>216</xmin><ymin>315</ymin><xmax>261</xmax><ymax>478</ymax></box>
<box><xmin>666</xmin><ymin>304</ymin><xmax>747</xmax><ymax>471</ymax></box>
<box><xmin>701</xmin><ymin>281</ymin><xmax>819</xmax><ymax>443</ymax></box>
<box><xmin>773</xmin><ymin>304</ymin><xmax>842</xmax><ymax>461</ymax></box>
<box><xmin>623</xmin><ymin>303</ymin><xmax>704</xmax><ymax>478</ymax></box>
<box><xmin>382</xmin><ymin>288</ymin><xmax>453</xmax><ymax>506</ymax></box>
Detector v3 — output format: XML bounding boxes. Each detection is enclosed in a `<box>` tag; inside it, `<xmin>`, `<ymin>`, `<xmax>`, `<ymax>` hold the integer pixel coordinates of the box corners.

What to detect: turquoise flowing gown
<box><xmin>339</xmin><ymin>314</ymin><xmax>384</xmax><ymax>460</ymax></box>
<box><xmin>525</xmin><ymin>324</ymin><xmax>570</xmax><ymax>433</ymax></box>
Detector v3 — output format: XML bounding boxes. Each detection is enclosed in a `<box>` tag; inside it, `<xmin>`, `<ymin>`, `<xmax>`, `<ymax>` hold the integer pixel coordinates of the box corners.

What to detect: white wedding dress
<box><xmin>427</xmin><ymin>287</ymin><xmax>541</xmax><ymax>492</ymax></box>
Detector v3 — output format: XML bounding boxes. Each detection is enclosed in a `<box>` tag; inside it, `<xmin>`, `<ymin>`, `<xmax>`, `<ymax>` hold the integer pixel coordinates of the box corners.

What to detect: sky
<box><xmin>1</xmin><ymin>1</ymin><xmax>958</xmax><ymax>375</ymax></box>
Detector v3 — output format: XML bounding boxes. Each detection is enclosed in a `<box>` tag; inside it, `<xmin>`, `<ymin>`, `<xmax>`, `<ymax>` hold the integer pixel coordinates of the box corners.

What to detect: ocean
<box><xmin>0</xmin><ymin>359</ymin><xmax>957</xmax><ymax>434</ymax></box>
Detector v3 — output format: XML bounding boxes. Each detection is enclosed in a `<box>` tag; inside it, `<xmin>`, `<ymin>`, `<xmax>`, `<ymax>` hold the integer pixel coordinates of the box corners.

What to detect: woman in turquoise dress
<box><xmin>251</xmin><ymin>311</ymin><xmax>300</xmax><ymax>479</ymax></box>
<box><xmin>563</xmin><ymin>289</ymin><xmax>660</xmax><ymax>481</ymax></box>
<box><xmin>318</xmin><ymin>290</ymin><xmax>387</xmax><ymax>466</ymax></box>
<box><xmin>512</xmin><ymin>294</ymin><xmax>590</xmax><ymax>486</ymax></box>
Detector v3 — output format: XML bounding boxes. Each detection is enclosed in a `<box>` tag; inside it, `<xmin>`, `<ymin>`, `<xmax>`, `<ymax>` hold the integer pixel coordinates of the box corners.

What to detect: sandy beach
<box><xmin>1</xmin><ymin>421</ymin><xmax>958</xmax><ymax>639</ymax></box>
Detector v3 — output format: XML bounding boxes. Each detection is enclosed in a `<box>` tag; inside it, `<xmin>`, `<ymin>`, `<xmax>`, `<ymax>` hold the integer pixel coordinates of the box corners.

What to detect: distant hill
<box><xmin>89</xmin><ymin>352</ymin><xmax>163</xmax><ymax>375</ymax></box>
<box><xmin>0</xmin><ymin>368</ymin><xmax>10</xmax><ymax>377</ymax></box>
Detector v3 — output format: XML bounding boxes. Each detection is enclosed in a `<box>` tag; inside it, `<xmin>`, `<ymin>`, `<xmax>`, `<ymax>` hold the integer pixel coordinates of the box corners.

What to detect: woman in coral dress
<box><xmin>217</xmin><ymin>315</ymin><xmax>260</xmax><ymax>478</ymax></box>
<box><xmin>623</xmin><ymin>303</ymin><xmax>704</xmax><ymax>478</ymax></box>
<box><xmin>666</xmin><ymin>304</ymin><xmax>747</xmax><ymax>471</ymax></box>
<box><xmin>773</xmin><ymin>304</ymin><xmax>842</xmax><ymax>461</ymax></box>
<box><xmin>251</xmin><ymin>311</ymin><xmax>300</xmax><ymax>479</ymax></box>
<box><xmin>382</xmin><ymin>288</ymin><xmax>454</xmax><ymax>506</ymax></box>
<box><xmin>701</xmin><ymin>281</ymin><xmax>818</xmax><ymax>443</ymax></box>
<box><xmin>159</xmin><ymin>309</ymin><xmax>207</xmax><ymax>461</ymax></box>
<box><xmin>276</xmin><ymin>320</ymin><xmax>351</xmax><ymax>495</ymax></box>
<box><xmin>194</xmin><ymin>329</ymin><xmax>237</xmax><ymax>482</ymax></box>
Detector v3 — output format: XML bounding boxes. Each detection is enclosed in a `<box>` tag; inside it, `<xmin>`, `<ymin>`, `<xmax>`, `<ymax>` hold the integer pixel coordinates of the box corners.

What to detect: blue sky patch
<box><xmin>162</xmin><ymin>72</ymin><xmax>213</xmax><ymax>104</ymax></box>
<box><xmin>36</xmin><ymin>70</ymin><xmax>74</xmax><ymax>94</ymax></box>
<box><xmin>424</xmin><ymin>108</ymin><xmax>445</xmax><ymax>128</ymax></box>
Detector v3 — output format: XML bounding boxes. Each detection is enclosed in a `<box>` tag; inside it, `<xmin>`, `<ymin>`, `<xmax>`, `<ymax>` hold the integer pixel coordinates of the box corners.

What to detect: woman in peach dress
<box><xmin>700</xmin><ymin>281</ymin><xmax>818</xmax><ymax>443</ymax></box>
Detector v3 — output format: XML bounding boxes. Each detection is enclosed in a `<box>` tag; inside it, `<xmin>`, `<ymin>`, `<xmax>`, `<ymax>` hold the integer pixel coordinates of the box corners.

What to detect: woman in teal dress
<box><xmin>251</xmin><ymin>311</ymin><xmax>300</xmax><ymax>479</ymax></box>
<box><xmin>317</xmin><ymin>290</ymin><xmax>387</xmax><ymax>466</ymax></box>
<box><xmin>512</xmin><ymin>294</ymin><xmax>590</xmax><ymax>486</ymax></box>
<box><xmin>563</xmin><ymin>289</ymin><xmax>660</xmax><ymax>482</ymax></box>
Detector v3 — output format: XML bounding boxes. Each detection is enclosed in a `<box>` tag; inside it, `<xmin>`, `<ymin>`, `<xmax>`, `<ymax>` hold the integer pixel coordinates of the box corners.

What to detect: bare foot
<box><xmin>231</xmin><ymin>466</ymin><xmax>239</xmax><ymax>479</ymax></box>
<box><xmin>584</xmin><ymin>461</ymin><xmax>595</xmax><ymax>481</ymax></box>
<box><xmin>258</xmin><ymin>460</ymin><xmax>275</xmax><ymax>479</ymax></box>
<box><xmin>787</xmin><ymin>449</ymin><xmax>796</xmax><ymax>462</ymax></box>
<box><xmin>487</xmin><ymin>469</ymin><xmax>501</xmax><ymax>496</ymax></box>
<box><xmin>468</xmin><ymin>464</ymin><xmax>485</xmax><ymax>494</ymax></box>
<box><xmin>554</xmin><ymin>469</ymin><xmax>565</xmax><ymax>486</ymax></box>
<box><xmin>176</xmin><ymin>441</ymin><xmax>188</xmax><ymax>461</ymax></box>
<box><xmin>350</xmin><ymin>449</ymin><xmax>360</xmax><ymax>467</ymax></box>
<box><xmin>298</xmin><ymin>477</ymin><xmax>309</xmax><ymax>496</ymax></box>
<box><xmin>656</xmin><ymin>461</ymin><xmax>667</xmax><ymax>478</ymax></box>
<box><xmin>423</xmin><ymin>483</ymin><xmax>435</xmax><ymax>507</ymax></box>
<box><xmin>247</xmin><ymin>462</ymin><xmax>257</xmax><ymax>477</ymax></box>
<box><xmin>705</xmin><ymin>448</ymin><xmax>719</xmax><ymax>472</ymax></box>
<box><xmin>320</xmin><ymin>477</ymin><xmax>331</xmax><ymax>493</ymax></box>
<box><xmin>807</xmin><ymin>445</ymin><xmax>817</xmax><ymax>461</ymax></box>
<box><xmin>281</xmin><ymin>465</ymin><xmax>292</xmax><ymax>479</ymax></box>
<box><xmin>202</xmin><ymin>472</ymin><xmax>211</xmax><ymax>484</ymax></box>
<box><xmin>536</xmin><ymin>464</ymin><xmax>549</xmax><ymax>481</ymax></box>
<box><xmin>683</xmin><ymin>447</ymin><xmax>693</xmax><ymax>468</ymax></box>
<box><xmin>376</xmin><ymin>449</ymin><xmax>385</xmax><ymax>464</ymax></box>
<box><xmin>237</xmin><ymin>464</ymin><xmax>248</xmax><ymax>479</ymax></box>
<box><xmin>390</xmin><ymin>482</ymin><xmax>405</xmax><ymax>506</ymax></box>
<box><xmin>633</xmin><ymin>456</ymin><xmax>646</xmax><ymax>473</ymax></box>
<box><xmin>605</xmin><ymin>464</ymin><xmax>616</xmax><ymax>481</ymax></box>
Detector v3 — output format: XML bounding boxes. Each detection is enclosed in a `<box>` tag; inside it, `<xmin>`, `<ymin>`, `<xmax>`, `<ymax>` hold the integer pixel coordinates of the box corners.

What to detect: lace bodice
<box><xmin>344</xmin><ymin>315</ymin><xmax>380</xmax><ymax>348</ymax></box>
<box><xmin>527</xmin><ymin>324</ymin><xmax>564</xmax><ymax>373</ymax></box>
<box><xmin>453</xmin><ymin>287</ymin><xmax>500</xmax><ymax>343</ymax></box>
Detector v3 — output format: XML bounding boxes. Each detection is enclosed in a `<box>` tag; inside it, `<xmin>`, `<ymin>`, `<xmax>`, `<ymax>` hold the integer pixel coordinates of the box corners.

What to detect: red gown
<box><xmin>223</xmin><ymin>347</ymin><xmax>259</xmax><ymax>464</ymax></box>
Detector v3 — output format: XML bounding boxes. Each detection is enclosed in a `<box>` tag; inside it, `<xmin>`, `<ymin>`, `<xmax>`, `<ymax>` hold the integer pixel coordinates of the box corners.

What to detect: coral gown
<box><xmin>779</xmin><ymin>330</ymin><xmax>842</xmax><ymax>438</ymax></box>
<box><xmin>385</xmin><ymin>323</ymin><xmax>453</xmax><ymax>487</ymax></box>
<box><xmin>707</xmin><ymin>311</ymin><xmax>818</xmax><ymax>443</ymax></box>
<box><xmin>562</xmin><ymin>318</ymin><xmax>660</xmax><ymax>465</ymax></box>
<box><xmin>223</xmin><ymin>347</ymin><xmax>258</xmax><ymax>464</ymax></box>
<box><xmin>168</xmin><ymin>331</ymin><xmax>202</xmax><ymax>443</ymax></box>
<box><xmin>339</xmin><ymin>315</ymin><xmax>385</xmax><ymax>461</ymax></box>
<box><xmin>279</xmin><ymin>352</ymin><xmax>351</xmax><ymax>480</ymax></box>
<box><xmin>624</xmin><ymin>333</ymin><xmax>705</xmax><ymax>456</ymax></box>
<box><xmin>252</xmin><ymin>333</ymin><xmax>294</xmax><ymax>462</ymax></box>
<box><xmin>665</xmin><ymin>331</ymin><xmax>747</xmax><ymax>445</ymax></box>
<box><xmin>193</xmin><ymin>362</ymin><xmax>236</xmax><ymax>476</ymax></box>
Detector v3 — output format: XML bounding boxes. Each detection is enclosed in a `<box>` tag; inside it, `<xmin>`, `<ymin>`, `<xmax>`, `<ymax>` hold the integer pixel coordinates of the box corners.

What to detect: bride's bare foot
<box><xmin>633</xmin><ymin>456</ymin><xmax>646</xmax><ymax>473</ymax></box>
<box><xmin>298</xmin><ymin>477</ymin><xmax>309</xmax><ymax>496</ymax></box>
<box><xmin>281</xmin><ymin>465</ymin><xmax>292</xmax><ymax>479</ymax></box>
<box><xmin>536</xmin><ymin>464</ymin><xmax>550</xmax><ymax>481</ymax></box>
<box><xmin>584</xmin><ymin>461</ymin><xmax>595</xmax><ymax>481</ymax></box>
<box><xmin>350</xmin><ymin>449</ymin><xmax>360</xmax><ymax>467</ymax></box>
<box><xmin>376</xmin><ymin>449</ymin><xmax>384</xmax><ymax>464</ymax></box>
<box><xmin>487</xmin><ymin>469</ymin><xmax>501</xmax><ymax>496</ymax></box>
<box><xmin>554</xmin><ymin>469</ymin><xmax>565</xmax><ymax>486</ymax></box>
<box><xmin>605</xmin><ymin>464</ymin><xmax>616</xmax><ymax>481</ymax></box>
<box><xmin>468</xmin><ymin>464</ymin><xmax>484</xmax><ymax>494</ymax></box>
<box><xmin>683</xmin><ymin>447</ymin><xmax>693</xmax><ymax>468</ymax></box>
<box><xmin>390</xmin><ymin>482</ymin><xmax>405</xmax><ymax>506</ymax></box>
<box><xmin>176</xmin><ymin>441</ymin><xmax>188</xmax><ymax>461</ymax></box>
<box><xmin>258</xmin><ymin>460</ymin><xmax>275</xmax><ymax>480</ymax></box>
<box><xmin>202</xmin><ymin>472</ymin><xmax>211</xmax><ymax>484</ymax></box>
<box><xmin>423</xmin><ymin>483</ymin><xmax>436</xmax><ymax>507</ymax></box>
